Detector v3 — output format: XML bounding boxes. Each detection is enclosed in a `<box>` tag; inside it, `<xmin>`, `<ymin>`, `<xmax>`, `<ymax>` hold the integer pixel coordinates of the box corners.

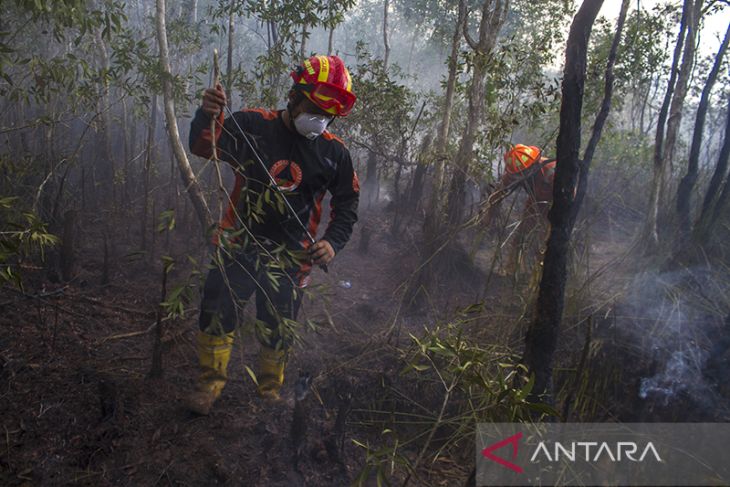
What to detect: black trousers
<box><xmin>198</xmin><ymin>249</ymin><xmax>304</xmax><ymax>349</ymax></box>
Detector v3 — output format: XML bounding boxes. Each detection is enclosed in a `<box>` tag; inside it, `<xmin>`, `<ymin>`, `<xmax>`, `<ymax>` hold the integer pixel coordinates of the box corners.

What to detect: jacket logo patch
<box><xmin>270</xmin><ymin>160</ymin><xmax>303</xmax><ymax>192</ymax></box>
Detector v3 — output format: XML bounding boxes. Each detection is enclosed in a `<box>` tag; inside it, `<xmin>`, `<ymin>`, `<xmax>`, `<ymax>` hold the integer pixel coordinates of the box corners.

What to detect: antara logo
<box><xmin>481</xmin><ymin>433</ymin><xmax>663</xmax><ymax>474</ymax></box>
<box><xmin>530</xmin><ymin>441</ymin><xmax>663</xmax><ymax>463</ymax></box>
<box><xmin>481</xmin><ymin>432</ymin><xmax>524</xmax><ymax>473</ymax></box>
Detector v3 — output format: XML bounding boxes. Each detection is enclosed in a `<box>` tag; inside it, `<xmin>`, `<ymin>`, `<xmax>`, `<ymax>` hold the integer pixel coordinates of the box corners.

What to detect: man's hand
<box><xmin>309</xmin><ymin>240</ymin><xmax>335</xmax><ymax>266</ymax></box>
<box><xmin>202</xmin><ymin>83</ymin><xmax>227</xmax><ymax>117</ymax></box>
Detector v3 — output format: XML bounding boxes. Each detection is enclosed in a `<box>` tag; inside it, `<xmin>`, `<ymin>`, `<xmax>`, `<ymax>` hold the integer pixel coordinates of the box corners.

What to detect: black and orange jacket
<box><xmin>189</xmin><ymin>107</ymin><xmax>359</xmax><ymax>257</ymax></box>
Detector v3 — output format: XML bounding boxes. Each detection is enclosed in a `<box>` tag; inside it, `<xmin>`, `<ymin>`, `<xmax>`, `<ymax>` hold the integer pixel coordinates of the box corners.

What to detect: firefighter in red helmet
<box><xmin>186</xmin><ymin>55</ymin><xmax>359</xmax><ymax>414</ymax></box>
<box><xmin>489</xmin><ymin>144</ymin><xmax>556</xmax><ymax>276</ymax></box>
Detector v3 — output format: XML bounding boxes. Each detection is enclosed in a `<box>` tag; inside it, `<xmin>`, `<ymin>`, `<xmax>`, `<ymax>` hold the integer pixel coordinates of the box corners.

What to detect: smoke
<box><xmin>620</xmin><ymin>265</ymin><xmax>729</xmax><ymax>410</ymax></box>
<box><xmin>639</xmin><ymin>348</ymin><xmax>711</xmax><ymax>406</ymax></box>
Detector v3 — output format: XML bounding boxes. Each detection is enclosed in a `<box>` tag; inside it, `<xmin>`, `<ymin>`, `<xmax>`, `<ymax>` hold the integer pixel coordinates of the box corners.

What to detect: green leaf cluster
<box><xmin>0</xmin><ymin>196</ymin><xmax>58</xmax><ymax>289</ymax></box>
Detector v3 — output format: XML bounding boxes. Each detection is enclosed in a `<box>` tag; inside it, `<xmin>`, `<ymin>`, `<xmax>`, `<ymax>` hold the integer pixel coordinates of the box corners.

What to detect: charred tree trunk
<box><xmin>522</xmin><ymin>0</ymin><xmax>603</xmax><ymax>400</ymax></box>
<box><xmin>156</xmin><ymin>0</ymin><xmax>212</xmax><ymax>236</ymax></box>
<box><xmin>446</xmin><ymin>0</ymin><xmax>509</xmax><ymax>226</ymax></box>
<box><xmin>149</xmin><ymin>262</ymin><xmax>169</xmax><ymax>379</ymax></box>
<box><xmin>695</xmin><ymin>97</ymin><xmax>730</xmax><ymax>238</ymax></box>
<box><xmin>579</xmin><ymin>0</ymin><xmax>629</xmax><ymax>202</ymax></box>
<box><xmin>676</xmin><ymin>23</ymin><xmax>730</xmax><ymax>235</ymax></box>
<box><xmin>710</xmin><ymin>156</ymin><xmax>730</xmax><ymax>225</ymax></box>
<box><xmin>644</xmin><ymin>0</ymin><xmax>699</xmax><ymax>248</ymax></box>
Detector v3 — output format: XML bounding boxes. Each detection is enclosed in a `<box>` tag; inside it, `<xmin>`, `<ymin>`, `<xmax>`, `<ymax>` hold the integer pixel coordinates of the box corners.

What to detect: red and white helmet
<box><xmin>290</xmin><ymin>55</ymin><xmax>357</xmax><ymax>117</ymax></box>
<box><xmin>504</xmin><ymin>144</ymin><xmax>542</xmax><ymax>174</ymax></box>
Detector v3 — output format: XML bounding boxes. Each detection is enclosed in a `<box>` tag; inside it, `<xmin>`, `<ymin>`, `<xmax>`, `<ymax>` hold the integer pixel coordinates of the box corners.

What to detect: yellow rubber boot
<box><xmin>257</xmin><ymin>346</ymin><xmax>286</xmax><ymax>401</ymax></box>
<box><xmin>186</xmin><ymin>331</ymin><xmax>235</xmax><ymax>415</ymax></box>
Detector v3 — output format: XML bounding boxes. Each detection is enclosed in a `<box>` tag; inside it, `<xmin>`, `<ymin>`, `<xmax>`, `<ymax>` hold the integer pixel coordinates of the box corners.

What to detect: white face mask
<box><xmin>293</xmin><ymin>112</ymin><xmax>333</xmax><ymax>140</ymax></box>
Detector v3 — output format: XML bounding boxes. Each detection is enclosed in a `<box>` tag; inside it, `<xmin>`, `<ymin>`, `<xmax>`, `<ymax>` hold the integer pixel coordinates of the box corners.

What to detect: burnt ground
<box><xmin>0</xmin><ymin>205</ymin><xmax>494</xmax><ymax>487</ymax></box>
<box><xmin>2</xmin><ymin>202</ymin><xmax>730</xmax><ymax>486</ymax></box>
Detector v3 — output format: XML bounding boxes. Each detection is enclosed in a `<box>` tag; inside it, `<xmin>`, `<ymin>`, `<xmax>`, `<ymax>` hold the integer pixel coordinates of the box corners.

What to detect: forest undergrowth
<box><xmin>2</xmin><ymin>189</ymin><xmax>729</xmax><ymax>487</ymax></box>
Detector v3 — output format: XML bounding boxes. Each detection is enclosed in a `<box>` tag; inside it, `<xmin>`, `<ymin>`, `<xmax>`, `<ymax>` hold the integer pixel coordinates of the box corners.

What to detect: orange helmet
<box><xmin>504</xmin><ymin>144</ymin><xmax>542</xmax><ymax>174</ymax></box>
<box><xmin>290</xmin><ymin>55</ymin><xmax>356</xmax><ymax>117</ymax></box>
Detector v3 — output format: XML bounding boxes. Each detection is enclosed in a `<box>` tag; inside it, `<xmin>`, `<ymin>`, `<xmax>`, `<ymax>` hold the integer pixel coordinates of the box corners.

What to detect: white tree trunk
<box><xmin>155</xmin><ymin>0</ymin><xmax>212</xmax><ymax>235</ymax></box>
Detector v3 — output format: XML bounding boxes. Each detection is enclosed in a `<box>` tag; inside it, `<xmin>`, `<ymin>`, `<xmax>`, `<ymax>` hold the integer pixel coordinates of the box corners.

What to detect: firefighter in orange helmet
<box><xmin>186</xmin><ymin>55</ymin><xmax>359</xmax><ymax>414</ymax></box>
<box><xmin>489</xmin><ymin>144</ymin><xmax>556</xmax><ymax>276</ymax></box>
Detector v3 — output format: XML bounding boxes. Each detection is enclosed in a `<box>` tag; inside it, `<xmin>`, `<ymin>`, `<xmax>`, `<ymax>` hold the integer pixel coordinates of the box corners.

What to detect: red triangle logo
<box><xmin>481</xmin><ymin>432</ymin><xmax>524</xmax><ymax>474</ymax></box>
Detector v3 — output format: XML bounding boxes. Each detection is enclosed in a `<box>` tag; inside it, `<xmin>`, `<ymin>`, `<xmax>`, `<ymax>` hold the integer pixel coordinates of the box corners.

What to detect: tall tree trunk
<box><xmin>709</xmin><ymin>154</ymin><xmax>730</xmax><ymax>225</ymax></box>
<box><xmin>408</xmin><ymin>0</ymin><xmax>505</xmax><ymax>308</ymax></box>
<box><xmin>226</xmin><ymin>0</ymin><xmax>235</xmax><ymax>107</ymax></box>
<box><xmin>446</xmin><ymin>0</ymin><xmax>509</xmax><ymax>226</ymax></box>
<box><xmin>141</xmin><ymin>95</ymin><xmax>158</xmax><ymax>252</ymax></box>
<box><xmin>189</xmin><ymin>0</ymin><xmax>198</xmax><ymax>23</ymax></box>
<box><xmin>300</xmin><ymin>23</ymin><xmax>308</xmax><ymax>59</ymax></box>
<box><xmin>391</xmin><ymin>136</ymin><xmax>408</xmax><ymax>235</ymax></box>
<box><xmin>424</xmin><ymin>0</ymin><xmax>466</xmax><ymax>235</ymax></box>
<box><xmin>121</xmin><ymin>96</ymin><xmax>132</xmax><ymax>209</ymax></box>
<box><xmin>695</xmin><ymin>97</ymin><xmax>730</xmax><ymax>239</ymax></box>
<box><xmin>94</xmin><ymin>27</ymin><xmax>115</xmax><ymax>206</ymax></box>
<box><xmin>522</xmin><ymin>0</ymin><xmax>604</xmax><ymax>400</ymax></box>
<box><xmin>676</xmin><ymin>23</ymin><xmax>730</xmax><ymax>234</ymax></box>
<box><xmin>155</xmin><ymin>0</ymin><xmax>212</xmax><ymax>235</ymax></box>
<box><xmin>407</xmin><ymin>133</ymin><xmax>433</xmax><ymax>214</ymax></box>
<box><xmin>445</xmin><ymin>56</ymin><xmax>486</xmax><ymax>225</ymax></box>
<box><xmin>327</xmin><ymin>0</ymin><xmax>335</xmax><ymax>55</ymax></box>
<box><xmin>383</xmin><ymin>0</ymin><xmax>390</xmax><ymax>69</ymax></box>
<box><xmin>663</xmin><ymin>0</ymin><xmax>703</xmax><ymax>174</ymax></box>
<box><xmin>643</xmin><ymin>0</ymin><xmax>696</xmax><ymax>247</ymax></box>
<box><xmin>328</xmin><ymin>27</ymin><xmax>335</xmax><ymax>55</ymax></box>
<box><xmin>580</xmin><ymin>0</ymin><xmax>629</xmax><ymax>183</ymax></box>
<box><xmin>434</xmin><ymin>0</ymin><xmax>465</xmax><ymax>165</ymax></box>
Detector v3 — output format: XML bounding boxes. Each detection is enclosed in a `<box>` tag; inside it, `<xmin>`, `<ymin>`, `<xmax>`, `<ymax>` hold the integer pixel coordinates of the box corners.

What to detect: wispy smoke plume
<box><xmin>620</xmin><ymin>265</ymin><xmax>729</xmax><ymax>411</ymax></box>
